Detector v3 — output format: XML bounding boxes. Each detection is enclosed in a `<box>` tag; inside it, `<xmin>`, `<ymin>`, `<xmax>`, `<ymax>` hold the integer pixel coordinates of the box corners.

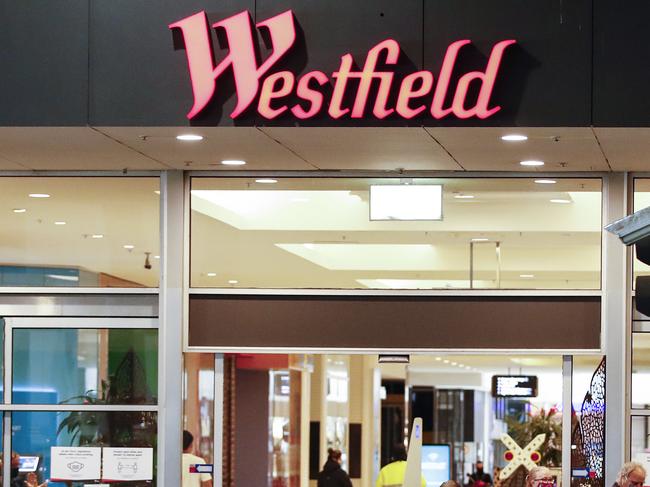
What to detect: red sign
<box><xmin>170</xmin><ymin>10</ymin><xmax>516</xmax><ymax>121</ymax></box>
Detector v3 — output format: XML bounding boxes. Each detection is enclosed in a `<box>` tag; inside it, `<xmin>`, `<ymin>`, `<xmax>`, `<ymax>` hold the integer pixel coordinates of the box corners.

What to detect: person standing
<box><xmin>468</xmin><ymin>461</ymin><xmax>493</xmax><ymax>487</ymax></box>
<box><xmin>182</xmin><ymin>430</ymin><xmax>213</xmax><ymax>487</ymax></box>
<box><xmin>524</xmin><ymin>466</ymin><xmax>554</xmax><ymax>487</ymax></box>
<box><xmin>317</xmin><ymin>449</ymin><xmax>353</xmax><ymax>487</ymax></box>
<box><xmin>613</xmin><ymin>462</ymin><xmax>646</xmax><ymax>487</ymax></box>
<box><xmin>376</xmin><ymin>444</ymin><xmax>426</xmax><ymax>487</ymax></box>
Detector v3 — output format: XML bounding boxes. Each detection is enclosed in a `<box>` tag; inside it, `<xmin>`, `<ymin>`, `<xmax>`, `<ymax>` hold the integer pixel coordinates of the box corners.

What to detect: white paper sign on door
<box><xmin>102</xmin><ymin>447</ymin><xmax>153</xmax><ymax>481</ymax></box>
<box><xmin>50</xmin><ymin>447</ymin><xmax>101</xmax><ymax>481</ymax></box>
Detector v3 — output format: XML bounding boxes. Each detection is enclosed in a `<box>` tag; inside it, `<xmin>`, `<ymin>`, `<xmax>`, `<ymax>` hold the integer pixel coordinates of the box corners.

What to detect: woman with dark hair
<box><xmin>317</xmin><ymin>448</ymin><xmax>353</xmax><ymax>487</ymax></box>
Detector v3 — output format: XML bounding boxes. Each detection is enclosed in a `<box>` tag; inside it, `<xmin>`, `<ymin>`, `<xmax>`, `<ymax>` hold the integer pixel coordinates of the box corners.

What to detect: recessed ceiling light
<box><xmin>29</xmin><ymin>193</ymin><xmax>50</xmax><ymax>198</ymax></box>
<box><xmin>176</xmin><ymin>134</ymin><xmax>203</xmax><ymax>141</ymax></box>
<box><xmin>435</xmin><ymin>357</ymin><xmax>442</xmax><ymax>361</ymax></box>
<box><xmin>255</xmin><ymin>178</ymin><xmax>277</xmax><ymax>184</ymax></box>
<box><xmin>54</xmin><ymin>221</ymin><xmax>66</xmax><ymax>225</ymax></box>
<box><xmin>534</xmin><ymin>179</ymin><xmax>557</xmax><ymax>184</ymax></box>
<box><xmin>550</xmin><ymin>199</ymin><xmax>571</xmax><ymax>204</ymax></box>
<box><xmin>91</xmin><ymin>234</ymin><xmax>104</xmax><ymax>239</ymax></box>
<box><xmin>12</xmin><ymin>208</ymin><xmax>26</xmax><ymax>213</ymax></box>
<box><xmin>154</xmin><ymin>255</ymin><xmax>160</xmax><ymax>259</ymax></box>
<box><xmin>154</xmin><ymin>190</ymin><xmax>160</xmax><ymax>195</ymax></box>
<box><xmin>228</xmin><ymin>279</ymin><xmax>239</xmax><ymax>284</ymax></box>
<box><xmin>443</xmin><ymin>359</ymin><xmax>450</xmax><ymax>364</ymax></box>
<box><xmin>472</xmin><ymin>237</ymin><xmax>489</xmax><ymax>242</ymax></box>
<box><xmin>520</xmin><ymin>274</ymin><xmax>535</xmax><ymax>278</ymax></box>
<box><xmin>502</xmin><ymin>134</ymin><xmax>528</xmax><ymax>142</ymax></box>
<box><xmin>520</xmin><ymin>160</ymin><xmax>544</xmax><ymax>167</ymax></box>
<box><xmin>454</xmin><ymin>194</ymin><xmax>475</xmax><ymax>199</ymax></box>
<box><xmin>450</xmin><ymin>361</ymin><xmax>457</xmax><ymax>366</ymax></box>
<box><xmin>206</xmin><ymin>272</ymin><xmax>217</xmax><ymax>277</ymax></box>
<box><xmin>221</xmin><ymin>159</ymin><xmax>246</xmax><ymax>166</ymax></box>
<box><xmin>123</xmin><ymin>244</ymin><xmax>135</xmax><ymax>250</ymax></box>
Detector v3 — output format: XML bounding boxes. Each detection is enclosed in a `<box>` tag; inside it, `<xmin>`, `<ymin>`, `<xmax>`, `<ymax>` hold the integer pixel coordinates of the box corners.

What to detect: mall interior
<box><xmin>3</xmin><ymin>0</ymin><xmax>650</xmax><ymax>487</ymax></box>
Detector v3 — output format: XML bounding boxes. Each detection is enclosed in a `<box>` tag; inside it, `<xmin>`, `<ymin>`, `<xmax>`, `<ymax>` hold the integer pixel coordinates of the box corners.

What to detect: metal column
<box><xmin>158</xmin><ymin>170</ymin><xmax>185</xmax><ymax>486</ymax></box>
<box><xmin>562</xmin><ymin>355</ymin><xmax>573</xmax><ymax>487</ymax></box>
<box><xmin>603</xmin><ymin>173</ymin><xmax>630</xmax><ymax>485</ymax></box>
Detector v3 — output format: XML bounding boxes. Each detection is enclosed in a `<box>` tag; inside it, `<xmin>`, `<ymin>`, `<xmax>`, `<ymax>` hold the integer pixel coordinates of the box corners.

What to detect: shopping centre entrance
<box><xmin>184</xmin><ymin>352</ymin><xmax>607</xmax><ymax>487</ymax></box>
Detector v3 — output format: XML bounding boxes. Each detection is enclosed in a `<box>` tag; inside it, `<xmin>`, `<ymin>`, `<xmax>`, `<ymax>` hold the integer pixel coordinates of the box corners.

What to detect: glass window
<box><xmin>632</xmin><ymin>331</ymin><xmax>650</xmax><ymax>409</ymax></box>
<box><xmin>631</xmin><ymin>416</ymin><xmax>650</xmax><ymax>471</ymax></box>
<box><xmin>13</xmin><ymin>328</ymin><xmax>158</xmax><ymax>405</ymax></box>
<box><xmin>0</xmin><ymin>177</ymin><xmax>159</xmax><ymax>287</ymax></box>
<box><xmin>190</xmin><ymin>177</ymin><xmax>602</xmax><ymax>289</ymax></box>
<box><xmin>11</xmin><ymin>411</ymin><xmax>157</xmax><ymax>486</ymax></box>
<box><xmin>183</xmin><ymin>353</ymin><xmax>215</xmax><ymax>464</ymax></box>
<box><xmin>634</xmin><ymin>179</ymin><xmax>650</xmax><ymax>285</ymax></box>
<box><xmin>571</xmin><ymin>356</ymin><xmax>605</xmax><ymax>484</ymax></box>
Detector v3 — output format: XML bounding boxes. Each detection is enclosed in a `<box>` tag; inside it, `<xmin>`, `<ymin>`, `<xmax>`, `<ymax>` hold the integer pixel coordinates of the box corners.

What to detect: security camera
<box><xmin>605</xmin><ymin>206</ymin><xmax>650</xmax><ymax>246</ymax></box>
<box><xmin>144</xmin><ymin>252</ymin><xmax>152</xmax><ymax>270</ymax></box>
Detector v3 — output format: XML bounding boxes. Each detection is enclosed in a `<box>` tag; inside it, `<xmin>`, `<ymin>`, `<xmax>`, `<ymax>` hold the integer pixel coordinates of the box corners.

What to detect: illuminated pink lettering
<box><xmin>292</xmin><ymin>71</ymin><xmax>328</xmax><ymax>119</ymax></box>
<box><xmin>169</xmin><ymin>10</ymin><xmax>296</xmax><ymax>119</ymax></box>
<box><xmin>396</xmin><ymin>71</ymin><xmax>434</xmax><ymax>119</ymax></box>
<box><xmin>170</xmin><ymin>10</ymin><xmax>516</xmax><ymax>121</ymax></box>
<box><xmin>450</xmin><ymin>39</ymin><xmax>516</xmax><ymax>119</ymax></box>
<box><xmin>258</xmin><ymin>71</ymin><xmax>295</xmax><ymax>119</ymax></box>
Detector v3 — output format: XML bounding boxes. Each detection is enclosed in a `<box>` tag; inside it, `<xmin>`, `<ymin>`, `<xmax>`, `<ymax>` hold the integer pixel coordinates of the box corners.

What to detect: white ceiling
<box><xmin>0</xmin><ymin>126</ymin><xmax>648</xmax><ymax>172</ymax></box>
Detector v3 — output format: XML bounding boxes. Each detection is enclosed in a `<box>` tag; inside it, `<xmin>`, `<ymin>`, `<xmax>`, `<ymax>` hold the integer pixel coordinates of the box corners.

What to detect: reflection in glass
<box><xmin>11</xmin><ymin>411</ymin><xmax>157</xmax><ymax>487</ymax></box>
<box><xmin>0</xmin><ymin>177</ymin><xmax>160</xmax><ymax>287</ymax></box>
<box><xmin>13</xmin><ymin>328</ymin><xmax>158</xmax><ymax>405</ymax></box>
<box><xmin>190</xmin><ymin>177</ymin><xmax>602</xmax><ymax>290</ymax></box>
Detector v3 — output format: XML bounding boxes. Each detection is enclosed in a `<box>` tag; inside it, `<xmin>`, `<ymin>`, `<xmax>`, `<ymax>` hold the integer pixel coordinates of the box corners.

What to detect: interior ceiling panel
<box><xmin>0</xmin><ymin>126</ymin><xmax>645</xmax><ymax>172</ymax></box>
<box><xmin>0</xmin><ymin>154</ymin><xmax>29</xmax><ymax>170</ymax></box>
<box><xmin>0</xmin><ymin>127</ymin><xmax>168</xmax><ymax>170</ymax></box>
<box><xmin>426</xmin><ymin>127</ymin><xmax>610</xmax><ymax>172</ymax></box>
<box><xmin>96</xmin><ymin>126</ymin><xmax>316</xmax><ymax>170</ymax></box>
<box><xmin>593</xmin><ymin>128</ymin><xmax>650</xmax><ymax>171</ymax></box>
<box><xmin>259</xmin><ymin>127</ymin><xmax>461</xmax><ymax>171</ymax></box>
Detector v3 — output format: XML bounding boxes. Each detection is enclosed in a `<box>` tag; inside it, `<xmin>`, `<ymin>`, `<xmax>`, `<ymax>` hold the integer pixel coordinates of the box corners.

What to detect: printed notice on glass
<box><xmin>50</xmin><ymin>447</ymin><xmax>101</xmax><ymax>481</ymax></box>
<box><xmin>102</xmin><ymin>447</ymin><xmax>154</xmax><ymax>481</ymax></box>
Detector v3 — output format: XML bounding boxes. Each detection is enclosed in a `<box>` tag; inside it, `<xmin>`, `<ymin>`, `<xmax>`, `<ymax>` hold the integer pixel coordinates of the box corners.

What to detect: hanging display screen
<box><xmin>491</xmin><ymin>375</ymin><xmax>538</xmax><ymax>397</ymax></box>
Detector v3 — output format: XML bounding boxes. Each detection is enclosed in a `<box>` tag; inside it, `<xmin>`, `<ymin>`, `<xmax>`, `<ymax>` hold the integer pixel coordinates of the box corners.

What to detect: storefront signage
<box><xmin>50</xmin><ymin>447</ymin><xmax>102</xmax><ymax>481</ymax></box>
<box><xmin>102</xmin><ymin>447</ymin><xmax>154</xmax><ymax>482</ymax></box>
<box><xmin>169</xmin><ymin>10</ymin><xmax>516</xmax><ymax>121</ymax></box>
<box><xmin>492</xmin><ymin>375</ymin><xmax>538</xmax><ymax>397</ymax></box>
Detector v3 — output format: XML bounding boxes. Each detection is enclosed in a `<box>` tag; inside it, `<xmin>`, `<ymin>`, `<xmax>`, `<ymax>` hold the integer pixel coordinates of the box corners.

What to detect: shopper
<box><xmin>613</xmin><ymin>462</ymin><xmax>646</xmax><ymax>487</ymax></box>
<box><xmin>524</xmin><ymin>466</ymin><xmax>554</xmax><ymax>487</ymax></box>
<box><xmin>317</xmin><ymin>448</ymin><xmax>353</xmax><ymax>487</ymax></box>
<box><xmin>376</xmin><ymin>444</ymin><xmax>426</xmax><ymax>487</ymax></box>
<box><xmin>468</xmin><ymin>461</ymin><xmax>493</xmax><ymax>487</ymax></box>
<box><xmin>6</xmin><ymin>452</ymin><xmax>46</xmax><ymax>487</ymax></box>
<box><xmin>182</xmin><ymin>430</ymin><xmax>213</xmax><ymax>487</ymax></box>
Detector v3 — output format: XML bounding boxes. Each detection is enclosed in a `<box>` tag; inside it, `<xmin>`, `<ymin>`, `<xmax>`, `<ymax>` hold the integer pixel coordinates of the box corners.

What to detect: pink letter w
<box><xmin>170</xmin><ymin>10</ymin><xmax>296</xmax><ymax>119</ymax></box>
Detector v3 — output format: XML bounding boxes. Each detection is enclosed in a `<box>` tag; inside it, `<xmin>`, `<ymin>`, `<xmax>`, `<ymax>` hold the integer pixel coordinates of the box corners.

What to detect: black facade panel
<box><xmin>89</xmin><ymin>0</ymin><xmax>253</xmax><ymax>126</ymax></box>
<box><xmin>422</xmin><ymin>0</ymin><xmax>593</xmax><ymax>127</ymax></box>
<box><xmin>592</xmin><ymin>0</ymin><xmax>650</xmax><ymax>126</ymax></box>
<box><xmin>0</xmin><ymin>0</ymin><xmax>89</xmax><ymax>126</ymax></box>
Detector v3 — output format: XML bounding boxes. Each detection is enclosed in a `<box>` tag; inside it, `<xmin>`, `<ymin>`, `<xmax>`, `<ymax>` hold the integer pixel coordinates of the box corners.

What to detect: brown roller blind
<box><xmin>189</xmin><ymin>295</ymin><xmax>601</xmax><ymax>350</ymax></box>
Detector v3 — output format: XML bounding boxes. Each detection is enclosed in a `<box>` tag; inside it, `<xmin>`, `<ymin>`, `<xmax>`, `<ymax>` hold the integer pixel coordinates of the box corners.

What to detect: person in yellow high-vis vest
<box><xmin>376</xmin><ymin>445</ymin><xmax>426</xmax><ymax>487</ymax></box>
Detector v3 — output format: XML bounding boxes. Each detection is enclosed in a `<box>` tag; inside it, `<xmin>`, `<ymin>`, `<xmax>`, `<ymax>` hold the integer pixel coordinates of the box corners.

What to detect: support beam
<box><xmin>158</xmin><ymin>170</ymin><xmax>185</xmax><ymax>486</ymax></box>
<box><xmin>603</xmin><ymin>173</ymin><xmax>631</xmax><ymax>485</ymax></box>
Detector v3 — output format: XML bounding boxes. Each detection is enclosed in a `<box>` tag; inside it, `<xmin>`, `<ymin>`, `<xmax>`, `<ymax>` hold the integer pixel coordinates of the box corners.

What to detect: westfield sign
<box><xmin>170</xmin><ymin>10</ymin><xmax>516</xmax><ymax>121</ymax></box>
